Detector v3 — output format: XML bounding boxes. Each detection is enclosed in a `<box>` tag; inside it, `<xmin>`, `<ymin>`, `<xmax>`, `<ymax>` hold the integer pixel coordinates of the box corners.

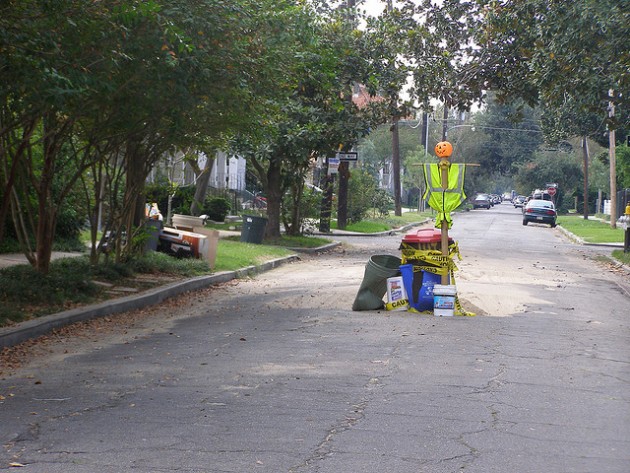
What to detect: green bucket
<box><xmin>352</xmin><ymin>254</ymin><xmax>402</xmax><ymax>311</ymax></box>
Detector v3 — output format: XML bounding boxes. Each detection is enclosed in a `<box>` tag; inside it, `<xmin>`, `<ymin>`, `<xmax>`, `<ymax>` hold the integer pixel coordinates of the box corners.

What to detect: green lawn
<box><xmin>212</xmin><ymin>239</ymin><xmax>295</xmax><ymax>271</ymax></box>
<box><xmin>557</xmin><ymin>216</ymin><xmax>625</xmax><ymax>244</ymax></box>
<box><xmin>557</xmin><ymin>215</ymin><xmax>629</xmax><ymax>267</ymax></box>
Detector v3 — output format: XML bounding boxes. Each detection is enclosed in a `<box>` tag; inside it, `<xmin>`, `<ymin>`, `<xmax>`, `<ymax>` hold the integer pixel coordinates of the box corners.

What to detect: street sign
<box><xmin>547</xmin><ymin>187</ymin><xmax>557</xmax><ymax>196</ymax></box>
<box><xmin>327</xmin><ymin>156</ymin><xmax>340</xmax><ymax>175</ymax></box>
<box><xmin>336</xmin><ymin>152</ymin><xmax>358</xmax><ymax>161</ymax></box>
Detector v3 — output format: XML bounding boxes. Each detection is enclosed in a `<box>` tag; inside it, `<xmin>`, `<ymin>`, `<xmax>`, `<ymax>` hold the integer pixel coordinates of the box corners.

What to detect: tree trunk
<box><xmin>118</xmin><ymin>140</ymin><xmax>148</xmax><ymax>261</ymax></box>
<box><xmin>337</xmin><ymin>160</ymin><xmax>349</xmax><ymax>228</ymax></box>
<box><xmin>319</xmin><ymin>159</ymin><xmax>333</xmax><ymax>233</ymax></box>
<box><xmin>9</xmin><ymin>186</ymin><xmax>36</xmax><ymax>265</ymax></box>
<box><xmin>190</xmin><ymin>157</ymin><xmax>214</xmax><ymax>216</ymax></box>
<box><xmin>264</xmin><ymin>159</ymin><xmax>282</xmax><ymax>239</ymax></box>
<box><xmin>287</xmin><ymin>180</ymin><xmax>304</xmax><ymax>236</ymax></box>
<box><xmin>84</xmin><ymin>163</ymin><xmax>104</xmax><ymax>265</ymax></box>
<box><xmin>0</xmin><ymin>119</ymin><xmax>38</xmax><ymax>246</ymax></box>
<box><xmin>32</xmin><ymin>114</ymin><xmax>63</xmax><ymax>273</ymax></box>
<box><xmin>34</xmin><ymin>204</ymin><xmax>57</xmax><ymax>274</ymax></box>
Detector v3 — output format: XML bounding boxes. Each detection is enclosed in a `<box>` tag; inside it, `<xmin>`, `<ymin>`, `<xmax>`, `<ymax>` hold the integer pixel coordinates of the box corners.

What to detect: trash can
<box><xmin>144</xmin><ymin>219</ymin><xmax>163</xmax><ymax>252</ymax></box>
<box><xmin>400</xmin><ymin>228</ymin><xmax>452</xmax><ymax>251</ymax></box>
<box><xmin>352</xmin><ymin>254</ymin><xmax>402</xmax><ymax>311</ymax></box>
<box><xmin>399</xmin><ymin>228</ymin><xmax>452</xmax><ymax>312</ymax></box>
<box><xmin>240</xmin><ymin>215</ymin><xmax>268</xmax><ymax>244</ymax></box>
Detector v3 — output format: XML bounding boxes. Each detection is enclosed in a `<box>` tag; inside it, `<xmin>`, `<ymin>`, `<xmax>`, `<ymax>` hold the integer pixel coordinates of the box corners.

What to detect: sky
<box><xmin>361</xmin><ymin>0</ymin><xmax>387</xmax><ymax>17</ymax></box>
<box><xmin>359</xmin><ymin>0</ymin><xmax>430</xmax><ymax>17</ymax></box>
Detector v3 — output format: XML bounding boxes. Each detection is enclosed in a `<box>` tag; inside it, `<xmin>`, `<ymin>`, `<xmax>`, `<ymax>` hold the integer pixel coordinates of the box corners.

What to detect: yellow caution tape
<box><xmin>385</xmin><ymin>299</ymin><xmax>410</xmax><ymax>311</ymax></box>
<box><xmin>399</xmin><ymin>243</ymin><xmax>475</xmax><ymax>316</ymax></box>
<box><xmin>454</xmin><ymin>295</ymin><xmax>476</xmax><ymax>317</ymax></box>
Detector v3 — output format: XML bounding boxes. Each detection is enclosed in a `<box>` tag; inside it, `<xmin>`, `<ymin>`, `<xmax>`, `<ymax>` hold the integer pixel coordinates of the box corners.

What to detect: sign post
<box><xmin>327</xmin><ymin>156</ymin><xmax>340</xmax><ymax>175</ymax></box>
<box><xmin>546</xmin><ymin>183</ymin><xmax>558</xmax><ymax>204</ymax></box>
<box><xmin>336</xmin><ymin>151</ymin><xmax>358</xmax><ymax>161</ymax></box>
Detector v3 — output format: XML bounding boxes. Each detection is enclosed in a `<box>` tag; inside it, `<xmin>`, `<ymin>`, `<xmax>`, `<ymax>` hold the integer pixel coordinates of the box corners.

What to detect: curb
<box><xmin>0</xmin><ymin>254</ymin><xmax>300</xmax><ymax>349</ymax></box>
<box><xmin>556</xmin><ymin>225</ymin><xmax>630</xmax><ymax>274</ymax></box>
<box><xmin>556</xmin><ymin>225</ymin><xmax>586</xmax><ymax>245</ymax></box>
<box><xmin>557</xmin><ymin>224</ymin><xmax>625</xmax><ymax>248</ymax></box>
<box><xmin>287</xmin><ymin>241</ymin><xmax>341</xmax><ymax>254</ymax></box>
<box><xmin>313</xmin><ymin>220</ymin><xmax>430</xmax><ymax>238</ymax></box>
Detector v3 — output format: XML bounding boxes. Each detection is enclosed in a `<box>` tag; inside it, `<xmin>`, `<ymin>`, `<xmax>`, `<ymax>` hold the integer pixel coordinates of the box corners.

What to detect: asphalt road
<box><xmin>1</xmin><ymin>204</ymin><xmax>629</xmax><ymax>472</ymax></box>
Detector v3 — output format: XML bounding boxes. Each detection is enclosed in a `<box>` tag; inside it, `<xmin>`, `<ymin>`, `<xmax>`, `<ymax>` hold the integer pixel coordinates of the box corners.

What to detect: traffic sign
<box><xmin>547</xmin><ymin>187</ymin><xmax>557</xmax><ymax>196</ymax></box>
<box><xmin>336</xmin><ymin>152</ymin><xmax>358</xmax><ymax>161</ymax></box>
<box><xmin>327</xmin><ymin>156</ymin><xmax>340</xmax><ymax>175</ymax></box>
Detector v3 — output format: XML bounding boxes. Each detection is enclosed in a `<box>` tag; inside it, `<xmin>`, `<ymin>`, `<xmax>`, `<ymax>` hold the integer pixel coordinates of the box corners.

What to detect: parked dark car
<box><xmin>522</xmin><ymin>200</ymin><xmax>557</xmax><ymax>227</ymax></box>
<box><xmin>472</xmin><ymin>193</ymin><xmax>492</xmax><ymax>209</ymax></box>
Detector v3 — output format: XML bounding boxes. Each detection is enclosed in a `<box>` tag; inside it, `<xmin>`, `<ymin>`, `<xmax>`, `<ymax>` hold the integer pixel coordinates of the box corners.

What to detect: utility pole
<box><xmin>420</xmin><ymin>111</ymin><xmax>429</xmax><ymax>211</ymax></box>
<box><xmin>609</xmin><ymin>89</ymin><xmax>617</xmax><ymax>229</ymax></box>
<box><xmin>421</xmin><ymin>112</ymin><xmax>429</xmax><ymax>154</ymax></box>
<box><xmin>392</xmin><ymin>116</ymin><xmax>402</xmax><ymax>215</ymax></box>
<box><xmin>441</xmin><ymin>102</ymin><xmax>449</xmax><ymax>141</ymax></box>
<box><xmin>582</xmin><ymin>136</ymin><xmax>589</xmax><ymax>220</ymax></box>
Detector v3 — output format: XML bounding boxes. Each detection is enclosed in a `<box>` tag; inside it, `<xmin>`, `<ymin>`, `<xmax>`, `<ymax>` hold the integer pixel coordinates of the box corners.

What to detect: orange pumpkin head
<box><xmin>434</xmin><ymin>141</ymin><xmax>453</xmax><ymax>158</ymax></box>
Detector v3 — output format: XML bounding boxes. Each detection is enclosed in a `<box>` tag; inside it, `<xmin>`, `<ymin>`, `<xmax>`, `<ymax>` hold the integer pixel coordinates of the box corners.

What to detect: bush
<box><xmin>144</xmin><ymin>182</ymin><xmax>232</xmax><ymax>221</ymax></box>
<box><xmin>348</xmin><ymin>169</ymin><xmax>382</xmax><ymax>223</ymax></box>
<box><xmin>56</xmin><ymin>200</ymin><xmax>83</xmax><ymax>240</ymax></box>
<box><xmin>203</xmin><ymin>197</ymin><xmax>231</xmax><ymax>221</ymax></box>
<box><xmin>129</xmin><ymin>251</ymin><xmax>210</xmax><ymax>276</ymax></box>
<box><xmin>173</xmin><ymin>186</ymin><xmax>196</xmax><ymax>214</ymax></box>
<box><xmin>372</xmin><ymin>188</ymin><xmax>394</xmax><ymax>217</ymax></box>
<box><xmin>281</xmin><ymin>184</ymin><xmax>322</xmax><ymax>235</ymax></box>
<box><xmin>0</xmin><ymin>257</ymin><xmax>100</xmax><ymax>306</ymax></box>
<box><xmin>144</xmin><ymin>183</ymin><xmax>197</xmax><ymax>216</ymax></box>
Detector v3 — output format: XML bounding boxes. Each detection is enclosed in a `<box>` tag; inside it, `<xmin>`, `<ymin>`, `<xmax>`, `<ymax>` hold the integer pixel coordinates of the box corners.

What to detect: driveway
<box><xmin>1</xmin><ymin>205</ymin><xmax>629</xmax><ymax>472</ymax></box>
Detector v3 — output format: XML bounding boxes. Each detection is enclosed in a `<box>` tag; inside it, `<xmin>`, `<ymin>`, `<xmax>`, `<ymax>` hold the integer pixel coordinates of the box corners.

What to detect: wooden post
<box><xmin>608</xmin><ymin>90</ymin><xmax>617</xmax><ymax>229</ymax></box>
<box><xmin>439</xmin><ymin>158</ymin><xmax>450</xmax><ymax>285</ymax></box>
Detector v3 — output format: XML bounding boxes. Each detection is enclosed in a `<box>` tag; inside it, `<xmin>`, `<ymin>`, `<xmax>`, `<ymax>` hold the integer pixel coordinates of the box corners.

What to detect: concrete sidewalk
<box><xmin>0</xmin><ymin>251</ymin><xmax>84</xmax><ymax>269</ymax></box>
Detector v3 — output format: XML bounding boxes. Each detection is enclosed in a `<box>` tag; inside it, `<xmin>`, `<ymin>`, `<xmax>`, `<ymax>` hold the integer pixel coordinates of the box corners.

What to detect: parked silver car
<box><xmin>472</xmin><ymin>193</ymin><xmax>492</xmax><ymax>209</ymax></box>
<box><xmin>513</xmin><ymin>195</ymin><xmax>527</xmax><ymax>208</ymax></box>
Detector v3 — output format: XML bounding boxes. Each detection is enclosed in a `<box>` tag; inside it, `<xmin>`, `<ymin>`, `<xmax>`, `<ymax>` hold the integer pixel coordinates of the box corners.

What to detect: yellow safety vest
<box><xmin>422</xmin><ymin>163</ymin><xmax>466</xmax><ymax>228</ymax></box>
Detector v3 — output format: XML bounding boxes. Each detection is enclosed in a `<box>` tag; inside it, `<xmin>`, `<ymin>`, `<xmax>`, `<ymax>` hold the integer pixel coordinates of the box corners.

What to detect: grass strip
<box><xmin>557</xmin><ymin>216</ymin><xmax>624</xmax><ymax>243</ymax></box>
<box><xmin>331</xmin><ymin>211</ymin><xmax>431</xmax><ymax>233</ymax></box>
<box><xmin>611</xmin><ymin>250</ymin><xmax>630</xmax><ymax>266</ymax></box>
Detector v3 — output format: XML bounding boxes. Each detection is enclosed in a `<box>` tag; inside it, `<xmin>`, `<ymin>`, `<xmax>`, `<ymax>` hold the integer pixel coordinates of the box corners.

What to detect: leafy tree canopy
<box><xmin>476</xmin><ymin>0</ymin><xmax>629</xmax><ymax>130</ymax></box>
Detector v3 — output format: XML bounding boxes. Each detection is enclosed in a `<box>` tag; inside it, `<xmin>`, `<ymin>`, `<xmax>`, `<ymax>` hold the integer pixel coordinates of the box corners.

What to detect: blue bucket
<box><xmin>400</xmin><ymin>264</ymin><xmax>441</xmax><ymax>311</ymax></box>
